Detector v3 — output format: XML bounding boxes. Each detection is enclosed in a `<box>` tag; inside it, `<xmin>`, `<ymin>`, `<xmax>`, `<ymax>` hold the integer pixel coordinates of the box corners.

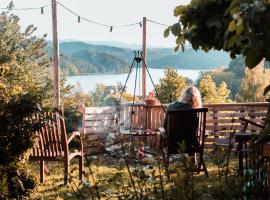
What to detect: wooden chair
<box><xmin>29</xmin><ymin>111</ymin><xmax>84</xmax><ymax>185</ymax></box>
<box><xmin>214</xmin><ymin>103</ymin><xmax>270</xmax><ymax>149</ymax></box>
<box><xmin>160</xmin><ymin>108</ymin><xmax>208</xmax><ymax>177</ymax></box>
<box><xmin>235</xmin><ymin>115</ymin><xmax>269</xmax><ymax>173</ymax></box>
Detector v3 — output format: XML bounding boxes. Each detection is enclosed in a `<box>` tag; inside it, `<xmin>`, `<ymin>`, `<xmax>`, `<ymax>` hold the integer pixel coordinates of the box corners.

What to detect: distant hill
<box><xmin>148</xmin><ymin>49</ymin><xmax>230</xmax><ymax>69</ymax></box>
<box><xmin>47</xmin><ymin>41</ymin><xmax>231</xmax><ymax>75</ymax></box>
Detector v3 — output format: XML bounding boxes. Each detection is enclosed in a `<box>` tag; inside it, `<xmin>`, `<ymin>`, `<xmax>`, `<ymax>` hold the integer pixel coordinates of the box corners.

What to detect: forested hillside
<box><xmin>47</xmin><ymin>41</ymin><xmax>231</xmax><ymax>75</ymax></box>
<box><xmin>202</xmin><ymin>56</ymin><xmax>270</xmax><ymax>101</ymax></box>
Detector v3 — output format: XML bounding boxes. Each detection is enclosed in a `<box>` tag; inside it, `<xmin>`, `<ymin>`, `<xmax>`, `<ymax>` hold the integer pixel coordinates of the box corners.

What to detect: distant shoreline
<box><xmin>65</xmin><ymin>68</ymin><xmax>202</xmax><ymax>93</ymax></box>
<box><xmin>67</xmin><ymin>67</ymin><xmax>214</xmax><ymax>77</ymax></box>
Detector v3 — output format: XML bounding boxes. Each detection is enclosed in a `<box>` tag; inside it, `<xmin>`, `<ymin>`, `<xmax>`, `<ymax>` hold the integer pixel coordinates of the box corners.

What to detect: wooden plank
<box><xmin>203</xmin><ymin>102</ymin><xmax>268</xmax><ymax>108</ymax></box>
<box><xmin>206</xmin><ymin>106</ymin><xmax>267</xmax><ymax>112</ymax></box>
<box><xmin>206</xmin><ymin>131</ymin><xmax>236</xmax><ymax>136</ymax></box>
<box><xmin>84</xmin><ymin>120</ymin><xmax>116</xmax><ymax>127</ymax></box>
<box><xmin>207</xmin><ymin>112</ymin><xmax>247</xmax><ymax>118</ymax></box>
<box><xmin>84</xmin><ymin>127</ymin><xmax>115</xmax><ymax>134</ymax></box>
<box><xmin>43</xmin><ymin>123</ymin><xmax>51</xmax><ymax>157</ymax></box>
<box><xmin>206</xmin><ymin>118</ymin><xmax>265</xmax><ymax>124</ymax></box>
<box><xmin>206</xmin><ymin>124</ymin><xmax>242</xmax><ymax>130</ymax></box>
<box><xmin>55</xmin><ymin>116</ymin><xmax>63</xmax><ymax>156</ymax></box>
<box><xmin>84</xmin><ymin>115</ymin><xmax>117</xmax><ymax>121</ymax></box>
<box><xmin>84</xmin><ymin>107</ymin><xmax>116</xmax><ymax>114</ymax></box>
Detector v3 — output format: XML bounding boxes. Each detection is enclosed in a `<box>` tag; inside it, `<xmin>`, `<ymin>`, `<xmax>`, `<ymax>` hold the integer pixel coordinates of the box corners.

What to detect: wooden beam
<box><xmin>142</xmin><ymin>17</ymin><xmax>147</xmax><ymax>100</ymax></box>
<box><xmin>51</xmin><ymin>0</ymin><xmax>60</xmax><ymax>107</ymax></box>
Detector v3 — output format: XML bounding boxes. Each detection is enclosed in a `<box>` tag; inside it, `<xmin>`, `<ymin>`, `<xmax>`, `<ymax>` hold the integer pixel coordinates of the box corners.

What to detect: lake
<box><xmin>65</xmin><ymin>68</ymin><xmax>204</xmax><ymax>94</ymax></box>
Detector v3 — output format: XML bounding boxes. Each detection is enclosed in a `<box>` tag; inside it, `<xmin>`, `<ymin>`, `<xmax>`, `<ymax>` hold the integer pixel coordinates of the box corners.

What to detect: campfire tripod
<box><xmin>118</xmin><ymin>51</ymin><xmax>165</xmax><ymax>136</ymax></box>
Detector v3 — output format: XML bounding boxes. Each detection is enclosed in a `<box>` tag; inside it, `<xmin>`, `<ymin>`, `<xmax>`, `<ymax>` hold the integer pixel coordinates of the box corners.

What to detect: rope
<box><xmin>140</xmin><ymin>51</ymin><xmax>166</xmax><ymax>113</ymax></box>
<box><xmin>118</xmin><ymin>52</ymin><xmax>136</xmax><ymax>105</ymax></box>
<box><xmin>0</xmin><ymin>4</ymin><xmax>50</xmax><ymax>10</ymax></box>
<box><xmin>146</xmin><ymin>18</ymin><xmax>170</xmax><ymax>27</ymax></box>
<box><xmin>130</xmin><ymin>54</ymin><xmax>140</xmax><ymax>133</ymax></box>
<box><xmin>57</xmin><ymin>1</ymin><xmax>142</xmax><ymax>28</ymax></box>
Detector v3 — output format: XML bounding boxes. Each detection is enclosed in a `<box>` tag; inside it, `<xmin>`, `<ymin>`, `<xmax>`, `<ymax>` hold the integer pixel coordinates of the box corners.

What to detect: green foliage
<box><xmin>227</xmin><ymin>55</ymin><xmax>245</xmax><ymax>77</ymax></box>
<box><xmin>206</xmin><ymin>56</ymin><xmax>245</xmax><ymax>100</ymax></box>
<box><xmin>0</xmin><ymin>13</ymin><xmax>50</xmax><ymax>95</ymax></box>
<box><xmin>211</xmin><ymin>70</ymin><xmax>240</xmax><ymax>99</ymax></box>
<box><xmin>0</xmin><ymin>63</ymin><xmax>44</xmax><ymax>199</ymax></box>
<box><xmin>198</xmin><ymin>73</ymin><xmax>231</xmax><ymax>103</ymax></box>
<box><xmin>88</xmin><ymin>83</ymin><xmax>136</xmax><ymax>106</ymax></box>
<box><xmin>236</xmin><ymin>61</ymin><xmax>270</xmax><ymax>102</ymax></box>
<box><xmin>168</xmin><ymin>0</ymin><xmax>270</xmax><ymax>68</ymax></box>
<box><xmin>0</xmin><ymin>13</ymin><xmax>50</xmax><ymax>199</ymax></box>
<box><xmin>155</xmin><ymin>67</ymin><xmax>187</xmax><ymax>103</ymax></box>
<box><xmin>211</xmin><ymin>139</ymin><xmax>267</xmax><ymax>199</ymax></box>
<box><xmin>218</xmin><ymin>81</ymin><xmax>231</xmax><ymax>102</ymax></box>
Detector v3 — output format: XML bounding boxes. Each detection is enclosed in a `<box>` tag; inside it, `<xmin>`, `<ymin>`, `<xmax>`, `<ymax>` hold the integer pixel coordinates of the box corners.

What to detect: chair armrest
<box><xmin>239</xmin><ymin>117</ymin><xmax>265</xmax><ymax>129</ymax></box>
<box><xmin>158</xmin><ymin>127</ymin><xmax>168</xmax><ymax>139</ymax></box>
<box><xmin>67</xmin><ymin>131</ymin><xmax>81</xmax><ymax>144</ymax></box>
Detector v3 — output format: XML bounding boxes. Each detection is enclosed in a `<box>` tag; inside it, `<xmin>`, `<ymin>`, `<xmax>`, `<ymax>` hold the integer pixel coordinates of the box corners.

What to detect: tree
<box><xmin>236</xmin><ymin>60</ymin><xmax>270</xmax><ymax>102</ymax></box>
<box><xmin>202</xmin><ymin>56</ymin><xmax>247</xmax><ymax>100</ymax></box>
<box><xmin>88</xmin><ymin>83</ymin><xmax>137</xmax><ymax>107</ymax></box>
<box><xmin>88</xmin><ymin>84</ymin><xmax>107</xmax><ymax>106</ymax></box>
<box><xmin>0</xmin><ymin>13</ymin><xmax>52</xmax><ymax>107</ymax></box>
<box><xmin>0</xmin><ymin>13</ymin><xmax>50</xmax><ymax>199</ymax></box>
<box><xmin>166</xmin><ymin>0</ymin><xmax>270</xmax><ymax>69</ymax></box>
<box><xmin>198</xmin><ymin>74</ymin><xmax>218</xmax><ymax>103</ymax></box>
<box><xmin>155</xmin><ymin>67</ymin><xmax>187</xmax><ymax>104</ymax></box>
<box><xmin>198</xmin><ymin>73</ymin><xmax>231</xmax><ymax>103</ymax></box>
<box><xmin>0</xmin><ymin>63</ymin><xmax>45</xmax><ymax>199</ymax></box>
<box><xmin>217</xmin><ymin>81</ymin><xmax>231</xmax><ymax>103</ymax></box>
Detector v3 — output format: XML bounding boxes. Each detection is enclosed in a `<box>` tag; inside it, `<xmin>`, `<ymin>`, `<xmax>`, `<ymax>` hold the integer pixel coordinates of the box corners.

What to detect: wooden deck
<box><xmin>82</xmin><ymin>102</ymin><xmax>269</xmax><ymax>152</ymax></box>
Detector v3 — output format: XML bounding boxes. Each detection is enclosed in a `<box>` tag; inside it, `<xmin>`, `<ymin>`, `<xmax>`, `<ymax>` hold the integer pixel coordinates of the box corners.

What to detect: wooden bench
<box><xmin>29</xmin><ymin>111</ymin><xmax>83</xmax><ymax>185</ymax></box>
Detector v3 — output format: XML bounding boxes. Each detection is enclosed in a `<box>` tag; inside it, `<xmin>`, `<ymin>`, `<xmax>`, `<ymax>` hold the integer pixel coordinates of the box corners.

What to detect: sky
<box><xmin>1</xmin><ymin>0</ymin><xmax>190</xmax><ymax>47</ymax></box>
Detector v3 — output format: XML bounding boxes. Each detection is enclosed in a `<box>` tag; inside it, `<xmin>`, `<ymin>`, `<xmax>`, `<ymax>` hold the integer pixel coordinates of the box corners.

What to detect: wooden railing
<box><xmin>121</xmin><ymin>102</ymin><xmax>269</xmax><ymax>148</ymax></box>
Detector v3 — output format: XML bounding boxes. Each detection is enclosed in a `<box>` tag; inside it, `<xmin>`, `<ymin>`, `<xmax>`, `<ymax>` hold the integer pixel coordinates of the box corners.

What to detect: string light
<box><xmin>56</xmin><ymin>1</ymin><xmax>142</xmax><ymax>29</ymax></box>
<box><xmin>7</xmin><ymin>1</ymin><xmax>14</xmax><ymax>10</ymax></box>
<box><xmin>0</xmin><ymin>1</ymin><xmax>171</xmax><ymax>32</ymax></box>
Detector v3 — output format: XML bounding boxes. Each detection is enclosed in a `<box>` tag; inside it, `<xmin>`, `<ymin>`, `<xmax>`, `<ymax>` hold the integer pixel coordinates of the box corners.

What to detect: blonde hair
<box><xmin>178</xmin><ymin>86</ymin><xmax>202</xmax><ymax>108</ymax></box>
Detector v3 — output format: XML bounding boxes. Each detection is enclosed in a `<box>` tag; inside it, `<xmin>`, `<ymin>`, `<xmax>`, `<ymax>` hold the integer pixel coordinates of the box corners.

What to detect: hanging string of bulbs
<box><xmin>0</xmin><ymin>1</ymin><xmax>170</xmax><ymax>31</ymax></box>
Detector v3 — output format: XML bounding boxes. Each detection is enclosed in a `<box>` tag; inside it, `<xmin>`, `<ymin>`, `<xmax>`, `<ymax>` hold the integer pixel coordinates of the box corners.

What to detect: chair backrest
<box><xmin>30</xmin><ymin>112</ymin><xmax>68</xmax><ymax>159</ymax></box>
<box><xmin>165</xmin><ymin>108</ymin><xmax>208</xmax><ymax>154</ymax></box>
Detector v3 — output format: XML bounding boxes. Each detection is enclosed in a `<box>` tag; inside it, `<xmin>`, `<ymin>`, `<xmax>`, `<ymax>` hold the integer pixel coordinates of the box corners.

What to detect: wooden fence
<box><xmin>120</xmin><ymin>102</ymin><xmax>269</xmax><ymax>148</ymax></box>
<box><xmin>82</xmin><ymin>102</ymin><xmax>269</xmax><ymax>153</ymax></box>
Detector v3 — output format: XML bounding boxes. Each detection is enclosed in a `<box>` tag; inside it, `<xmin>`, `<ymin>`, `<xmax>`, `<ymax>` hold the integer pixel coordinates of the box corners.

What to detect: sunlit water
<box><xmin>65</xmin><ymin>68</ymin><xmax>204</xmax><ymax>94</ymax></box>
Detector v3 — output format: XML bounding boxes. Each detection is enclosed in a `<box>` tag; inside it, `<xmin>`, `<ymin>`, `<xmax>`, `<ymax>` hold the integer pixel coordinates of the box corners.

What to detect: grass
<box><xmin>30</xmin><ymin>150</ymin><xmax>241</xmax><ymax>200</ymax></box>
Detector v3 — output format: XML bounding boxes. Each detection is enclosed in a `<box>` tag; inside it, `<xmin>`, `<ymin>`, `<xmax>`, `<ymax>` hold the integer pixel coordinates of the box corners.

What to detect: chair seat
<box><xmin>235</xmin><ymin>133</ymin><xmax>255</xmax><ymax>142</ymax></box>
<box><xmin>215</xmin><ymin>137</ymin><xmax>236</xmax><ymax>147</ymax></box>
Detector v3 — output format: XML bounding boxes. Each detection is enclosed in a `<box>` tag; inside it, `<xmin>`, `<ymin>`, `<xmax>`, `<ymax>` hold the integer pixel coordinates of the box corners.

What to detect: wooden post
<box><xmin>142</xmin><ymin>17</ymin><xmax>147</xmax><ymax>100</ymax></box>
<box><xmin>52</xmin><ymin>0</ymin><xmax>60</xmax><ymax>107</ymax></box>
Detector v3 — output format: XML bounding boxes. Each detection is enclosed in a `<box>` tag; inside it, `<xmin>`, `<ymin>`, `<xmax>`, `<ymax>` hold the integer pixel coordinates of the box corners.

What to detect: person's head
<box><xmin>178</xmin><ymin>86</ymin><xmax>202</xmax><ymax>108</ymax></box>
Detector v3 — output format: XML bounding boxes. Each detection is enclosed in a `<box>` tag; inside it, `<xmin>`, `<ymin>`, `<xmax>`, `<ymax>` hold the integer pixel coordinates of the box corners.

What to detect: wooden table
<box><xmin>120</xmin><ymin>128</ymin><xmax>161</xmax><ymax>151</ymax></box>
